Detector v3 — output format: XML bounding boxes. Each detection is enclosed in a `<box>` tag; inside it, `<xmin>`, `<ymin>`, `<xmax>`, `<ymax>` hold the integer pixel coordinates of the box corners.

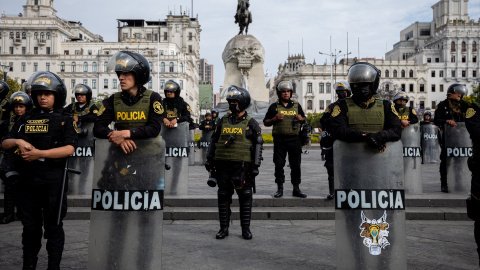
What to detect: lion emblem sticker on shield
<box><xmin>359</xmin><ymin>211</ymin><xmax>390</xmax><ymax>255</ymax></box>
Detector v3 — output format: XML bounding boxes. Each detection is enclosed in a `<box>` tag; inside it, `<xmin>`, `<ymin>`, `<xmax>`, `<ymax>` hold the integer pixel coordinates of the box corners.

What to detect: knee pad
<box><xmin>237</xmin><ymin>188</ymin><xmax>253</xmax><ymax>198</ymax></box>
<box><xmin>218</xmin><ymin>190</ymin><xmax>232</xmax><ymax>203</ymax></box>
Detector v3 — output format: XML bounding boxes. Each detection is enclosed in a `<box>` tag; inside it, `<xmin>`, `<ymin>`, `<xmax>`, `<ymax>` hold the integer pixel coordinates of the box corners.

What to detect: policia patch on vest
<box><xmin>466</xmin><ymin>108</ymin><xmax>476</xmax><ymax>118</ymax></box>
<box><xmin>153</xmin><ymin>101</ymin><xmax>164</xmax><ymax>114</ymax></box>
<box><xmin>391</xmin><ymin>104</ymin><xmax>399</xmax><ymax>117</ymax></box>
<box><xmin>25</xmin><ymin>119</ymin><xmax>49</xmax><ymax>133</ymax></box>
<box><xmin>97</xmin><ymin>106</ymin><xmax>106</xmax><ymax>116</ymax></box>
<box><xmin>331</xmin><ymin>105</ymin><xmax>341</xmax><ymax>117</ymax></box>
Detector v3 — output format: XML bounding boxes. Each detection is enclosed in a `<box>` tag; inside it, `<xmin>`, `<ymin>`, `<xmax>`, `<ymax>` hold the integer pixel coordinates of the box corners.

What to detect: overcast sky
<box><xmin>1</xmin><ymin>0</ymin><xmax>479</xmax><ymax>92</ymax></box>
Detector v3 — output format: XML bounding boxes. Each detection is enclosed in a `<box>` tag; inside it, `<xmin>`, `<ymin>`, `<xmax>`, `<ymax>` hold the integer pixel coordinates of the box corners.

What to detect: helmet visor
<box><xmin>107</xmin><ymin>52</ymin><xmax>139</xmax><ymax>74</ymax></box>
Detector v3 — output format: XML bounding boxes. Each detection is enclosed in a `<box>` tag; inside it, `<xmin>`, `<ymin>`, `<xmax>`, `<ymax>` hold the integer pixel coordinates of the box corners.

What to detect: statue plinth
<box><xmin>221</xmin><ymin>35</ymin><xmax>268</xmax><ymax>103</ymax></box>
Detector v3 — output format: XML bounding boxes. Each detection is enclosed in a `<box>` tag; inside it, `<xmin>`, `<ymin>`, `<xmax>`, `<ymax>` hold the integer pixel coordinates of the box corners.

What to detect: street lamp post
<box><xmin>319</xmin><ymin>50</ymin><xmax>352</xmax><ymax>102</ymax></box>
<box><xmin>1</xmin><ymin>64</ymin><xmax>9</xmax><ymax>82</ymax></box>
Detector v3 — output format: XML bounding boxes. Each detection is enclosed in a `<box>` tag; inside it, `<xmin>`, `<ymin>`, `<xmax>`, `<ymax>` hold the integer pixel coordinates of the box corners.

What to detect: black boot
<box><xmin>23</xmin><ymin>255</ymin><xmax>37</xmax><ymax>270</ymax></box>
<box><xmin>440</xmin><ymin>178</ymin><xmax>448</xmax><ymax>193</ymax></box>
<box><xmin>239</xmin><ymin>188</ymin><xmax>253</xmax><ymax>240</ymax></box>
<box><xmin>327</xmin><ymin>175</ymin><xmax>334</xmax><ymax>200</ymax></box>
<box><xmin>292</xmin><ymin>184</ymin><xmax>307</xmax><ymax>198</ymax></box>
<box><xmin>1</xmin><ymin>185</ymin><xmax>15</xmax><ymax>224</ymax></box>
<box><xmin>47</xmin><ymin>253</ymin><xmax>62</xmax><ymax>270</ymax></box>
<box><xmin>273</xmin><ymin>183</ymin><xmax>283</xmax><ymax>198</ymax></box>
<box><xmin>216</xmin><ymin>190</ymin><xmax>231</xmax><ymax>239</ymax></box>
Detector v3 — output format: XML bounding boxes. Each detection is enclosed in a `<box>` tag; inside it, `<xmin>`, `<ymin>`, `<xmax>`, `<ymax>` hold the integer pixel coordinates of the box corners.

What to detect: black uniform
<box><xmin>264</xmin><ymin>100</ymin><xmax>306</xmax><ymax>186</ymax></box>
<box><xmin>3</xmin><ymin>108</ymin><xmax>78</xmax><ymax>263</ymax></box>
<box><xmin>162</xmin><ymin>97</ymin><xmax>191</xmax><ymax>123</ymax></box>
<box><xmin>199</xmin><ymin>119</ymin><xmax>216</xmax><ymax>132</ymax></box>
<box><xmin>394</xmin><ymin>104</ymin><xmax>419</xmax><ymax>124</ymax></box>
<box><xmin>93</xmin><ymin>87</ymin><xmax>163</xmax><ymax>138</ymax></box>
<box><xmin>465</xmin><ymin>102</ymin><xmax>480</xmax><ymax>266</ymax></box>
<box><xmin>434</xmin><ymin>99</ymin><xmax>469</xmax><ymax>189</ymax></box>
<box><xmin>331</xmin><ymin>98</ymin><xmax>402</xmax><ymax>143</ymax></box>
<box><xmin>64</xmin><ymin>101</ymin><xmax>99</xmax><ymax>123</ymax></box>
<box><xmin>320</xmin><ymin>103</ymin><xmax>336</xmax><ymax>196</ymax></box>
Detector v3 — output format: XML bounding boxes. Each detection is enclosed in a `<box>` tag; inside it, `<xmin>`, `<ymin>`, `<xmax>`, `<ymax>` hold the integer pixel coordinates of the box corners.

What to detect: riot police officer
<box><xmin>0</xmin><ymin>91</ymin><xmax>33</xmax><ymax>224</ymax></box>
<box><xmin>465</xmin><ymin>100</ymin><xmax>480</xmax><ymax>266</ymax></box>
<box><xmin>211</xmin><ymin>108</ymin><xmax>220</xmax><ymax>124</ymax></box>
<box><xmin>199</xmin><ymin>112</ymin><xmax>215</xmax><ymax>132</ymax></box>
<box><xmin>2</xmin><ymin>71</ymin><xmax>78</xmax><ymax>269</ymax></box>
<box><xmin>162</xmin><ymin>80</ymin><xmax>191</xmax><ymax>129</ymax></box>
<box><xmin>0</xmin><ymin>81</ymin><xmax>12</xmax><ymax>131</ymax></box>
<box><xmin>320</xmin><ymin>81</ymin><xmax>351</xmax><ymax>200</ymax></box>
<box><xmin>434</xmin><ymin>84</ymin><xmax>469</xmax><ymax>193</ymax></box>
<box><xmin>393</xmin><ymin>91</ymin><xmax>418</xmax><ymax>129</ymax></box>
<box><xmin>205</xmin><ymin>85</ymin><xmax>262</xmax><ymax>240</ymax></box>
<box><xmin>421</xmin><ymin>111</ymin><xmax>433</xmax><ymax>126</ymax></box>
<box><xmin>93</xmin><ymin>51</ymin><xmax>163</xmax><ymax>153</ymax></box>
<box><xmin>331</xmin><ymin>62</ymin><xmax>401</xmax><ymax>150</ymax></box>
<box><xmin>264</xmin><ymin>80</ymin><xmax>307</xmax><ymax>198</ymax></box>
<box><xmin>64</xmin><ymin>84</ymin><xmax>99</xmax><ymax>124</ymax></box>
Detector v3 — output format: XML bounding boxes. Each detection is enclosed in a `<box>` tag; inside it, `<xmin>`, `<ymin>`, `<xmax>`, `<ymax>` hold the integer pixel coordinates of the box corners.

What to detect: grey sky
<box><xmin>1</xmin><ymin>0</ymin><xmax>479</xmax><ymax>92</ymax></box>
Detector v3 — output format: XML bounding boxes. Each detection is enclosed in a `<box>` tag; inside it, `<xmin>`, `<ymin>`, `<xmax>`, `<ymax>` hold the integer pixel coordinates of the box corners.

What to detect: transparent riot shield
<box><xmin>68</xmin><ymin>122</ymin><xmax>94</xmax><ymax>195</ymax></box>
<box><xmin>333</xmin><ymin>141</ymin><xmax>406</xmax><ymax>270</ymax></box>
<box><xmin>188</xmin><ymin>130</ymin><xmax>195</xmax><ymax>166</ymax></box>
<box><xmin>88</xmin><ymin>137</ymin><xmax>165</xmax><ymax>270</ymax></box>
<box><xmin>445</xmin><ymin>123</ymin><xmax>472</xmax><ymax>193</ymax></box>
<box><xmin>421</xmin><ymin>124</ymin><xmax>440</xmax><ymax>163</ymax></box>
<box><xmin>198</xmin><ymin>130</ymin><xmax>213</xmax><ymax>165</ymax></box>
<box><xmin>401</xmin><ymin>124</ymin><xmax>422</xmax><ymax>194</ymax></box>
<box><xmin>160</xmin><ymin>122</ymin><xmax>189</xmax><ymax>196</ymax></box>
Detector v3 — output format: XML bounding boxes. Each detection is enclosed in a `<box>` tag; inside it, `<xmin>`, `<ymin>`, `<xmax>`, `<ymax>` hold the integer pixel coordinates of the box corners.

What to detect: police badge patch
<box><xmin>359</xmin><ymin>211</ymin><xmax>390</xmax><ymax>256</ymax></box>
<box><xmin>187</xmin><ymin>105</ymin><xmax>192</xmax><ymax>112</ymax></box>
<box><xmin>466</xmin><ymin>108</ymin><xmax>476</xmax><ymax>119</ymax></box>
<box><xmin>391</xmin><ymin>105</ymin><xmax>399</xmax><ymax>117</ymax></box>
<box><xmin>331</xmin><ymin>105</ymin><xmax>341</xmax><ymax>117</ymax></box>
<box><xmin>93</xmin><ymin>110</ymin><xmax>98</xmax><ymax>114</ymax></box>
<box><xmin>97</xmin><ymin>106</ymin><xmax>106</xmax><ymax>116</ymax></box>
<box><xmin>412</xmin><ymin>109</ymin><xmax>417</xmax><ymax>115</ymax></box>
<box><xmin>153</xmin><ymin>101</ymin><xmax>164</xmax><ymax>114</ymax></box>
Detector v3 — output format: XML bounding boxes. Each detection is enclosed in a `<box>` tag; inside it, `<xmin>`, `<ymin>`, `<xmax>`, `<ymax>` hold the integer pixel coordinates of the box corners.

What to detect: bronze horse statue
<box><xmin>235</xmin><ymin>0</ymin><xmax>252</xmax><ymax>35</ymax></box>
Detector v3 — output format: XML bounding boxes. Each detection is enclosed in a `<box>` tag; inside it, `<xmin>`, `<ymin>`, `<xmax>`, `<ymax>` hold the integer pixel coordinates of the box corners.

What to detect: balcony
<box><xmin>38</xmin><ymin>39</ymin><xmax>46</xmax><ymax>46</ymax></box>
<box><xmin>13</xmin><ymin>38</ymin><xmax>22</xmax><ymax>46</ymax></box>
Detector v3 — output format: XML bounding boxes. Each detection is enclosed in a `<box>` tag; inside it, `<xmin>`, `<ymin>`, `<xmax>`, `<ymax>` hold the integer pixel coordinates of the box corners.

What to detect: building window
<box><xmin>72</xmin><ymin>62</ymin><xmax>76</xmax><ymax>72</ymax></box>
<box><xmin>409</xmin><ymin>70</ymin><xmax>413</xmax><ymax>78</ymax></box>
<box><xmin>161</xmin><ymin>62</ymin><xmax>165</xmax><ymax>72</ymax></box>
<box><xmin>462</xmin><ymin>41</ymin><xmax>466</xmax><ymax>52</ymax></box>
<box><xmin>431</xmin><ymin>84</ymin><xmax>435</xmax><ymax>92</ymax></box>
<box><xmin>473</xmin><ymin>70</ymin><xmax>477</xmax><ymax>77</ymax></box>
<box><xmin>307</xmin><ymin>100</ymin><xmax>313</xmax><ymax>110</ymax></box>
<box><xmin>169</xmin><ymin>62</ymin><xmax>174</xmax><ymax>72</ymax></box>
<box><xmin>104</xmin><ymin>62</ymin><xmax>108</xmax><ymax>72</ymax></box>
<box><xmin>473</xmin><ymin>56</ymin><xmax>477</xmax><ymax>63</ymax></box>
<box><xmin>462</xmin><ymin>70</ymin><xmax>466</xmax><ymax>77</ymax></box>
<box><xmin>393</xmin><ymin>70</ymin><xmax>397</xmax><ymax>77</ymax></box>
<box><xmin>147</xmin><ymin>34</ymin><xmax>152</xmax><ymax>41</ymax></box>
<box><xmin>21</xmin><ymin>62</ymin><xmax>26</xmax><ymax>72</ymax></box>
<box><xmin>451</xmin><ymin>41</ymin><xmax>456</xmax><ymax>52</ymax></box>
<box><xmin>35</xmin><ymin>0</ymin><xmax>38</xmax><ymax>5</ymax></box>
<box><xmin>148</xmin><ymin>80</ymin><xmax>153</xmax><ymax>89</ymax></box>
<box><xmin>60</xmin><ymin>62</ymin><xmax>65</xmax><ymax>72</ymax></box>
<box><xmin>462</xmin><ymin>55</ymin><xmax>466</xmax><ymax>63</ymax></box>
<box><xmin>9</xmin><ymin>47</ymin><xmax>14</xmax><ymax>54</ymax></box>
<box><xmin>88</xmin><ymin>50</ymin><xmax>92</xmax><ymax>55</ymax></box>
<box><xmin>33</xmin><ymin>63</ymin><xmax>38</xmax><ymax>72</ymax></box>
<box><xmin>451</xmin><ymin>70</ymin><xmax>456</xmax><ymax>77</ymax></box>
<box><xmin>104</xmin><ymin>79</ymin><xmax>108</xmax><ymax>89</ymax></box>
<box><xmin>83</xmin><ymin>79</ymin><xmax>88</xmax><ymax>85</ymax></box>
<box><xmin>319</xmin><ymin>100</ymin><xmax>324</xmax><ymax>110</ymax></box>
<box><xmin>149</xmin><ymin>62</ymin><xmax>153</xmax><ymax>71</ymax></box>
<box><xmin>46</xmin><ymin>63</ymin><xmax>50</xmax><ymax>71</ymax></box>
<box><xmin>420</xmin><ymin>101</ymin><xmax>425</xmax><ymax>110</ymax></box>
<box><xmin>473</xmin><ymin>41</ymin><xmax>478</xmax><ymax>52</ymax></box>
<box><xmin>9</xmin><ymin>32</ymin><xmax>14</xmax><ymax>39</ymax></box>
<box><xmin>92</xmin><ymin>79</ymin><xmax>97</xmax><ymax>89</ymax></box>
<box><xmin>189</xmin><ymin>45</ymin><xmax>193</xmax><ymax>54</ymax></box>
<box><xmin>385</xmin><ymin>84</ymin><xmax>390</xmax><ymax>91</ymax></box>
<box><xmin>159</xmin><ymin>50</ymin><xmax>164</xmax><ymax>55</ymax></box>
<box><xmin>427</xmin><ymin>58</ymin><xmax>431</xmax><ymax>63</ymax></box>
<box><xmin>71</xmin><ymin>79</ymin><xmax>76</xmax><ymax>90</ymax></box>
<box><xmin>385</xmin><ymin>70</ymin><xmax>389</xmax><ymax>77</ymax></box>
<box><xmin>409</xmin><ymin>84</ymin><xmax>414</xmax><ymax>92</ymax></box>
<box><xmin>435</xmin><ymin>58</ymin><xmax>440</xmax><ymax>63</ymax></box>
<box><xmin>179</xmin><ymin>63</ymin><xmax>183</xmax><ymax>72</ymax></box>
<box><xmin>16</xmin><ymin>32</ymin><xmax>20</xmax><ymax>39</ymax></box>
<box><xmin>439</xmin><ymin>70</ymin><xmax>444</xmax><ymax>77</ymax></box>
<box><xmin>92</xmin><ymin>62</ymin><xmax>97</xmax><ymax>72</ymax></box>
<box><xmin>401</xmin><ymin>70</ymin><xmax>405</xmax><ymax>78</ymax></box>
<box><xmin>34</xmin><ymin>47</ymin><xmax>38</xmax><ymax>55</ymax></box>
<box><xmin>431</xmin><ymin>71</ymin><xmax>435</xmax><ymax>77</ymax></box>
<box><xmin>0</xmin><ymin>32</ymin><xmax>2</xmax><ymax>39</ymax></box>
<box><xmin>189</xmin><ymin>32</ymin><xmax>193</xmax><ymax>41</ymax></box>
<box><xmin>432</xmin><ymin>101</ymin><xmax>436</xmax><ymax>109</ymax></box>
<box><xmin>420</xmin><ymin>84</ymin><xmax>425</xmax><ymax>92</ymax></box>
<box><xmin>307</xmin><ymin>83</ymin><xmax>312</xmax><ymax>93</ymax></box>
<box><xmin>22</xmin><ymin>47</ymin><xmax>26</xmax><ymax>54</ymax></box>
<box><xmin>451</xmin><ymin>55</ymin><xmax>455</xmax><ymax>63</ymax></box>
<box><xmin>440</xmin><ymin>84</ymin><xmax>444</xmax><ymax>92</ymax></box>
<box><xmin>46</xmin><ymin>32</ymin><xmax>50</xmax><ymax>40</ymax></box>
<box><xmin>113</xmin><ymin>79</ymin><xmax>117</xmax><ymax>89</ymax></box>
<box><xmin>164</xmin><ymin>32</ymin><xmax>167</xmax><ymax>40</ymax></box>
<box><xmin>401</xmin><ymin>84</ymin><xmax>405</xmax><ymax>91</ymax></box>
<box><xmin>22</xmin><ymin>32</ymin><xmax>26</xmax><ymax>39</ymax></box>
<box><xmin>180</xmin><ymin>81</ymin><xmax>183</xmax><ymax>88</ymax></box>
<box><xmin>46</xmin><ymin>47</ymin><xmax>50</xmax><ymax>54</ymax></box>
<box><xmin>319</xmin><ymin>83</ymin><xmax>324</xmax><ymax>93</ymax></box>
<box><xmin>64</xmin><ymin>50</ymin><xmax>69</xmax><ymax>55</ymax></box>
<box><xmin>170</xmin><ymin>51</ymin><xmax>174</xmax><ymax>56</ymax></box>
<box><xmin>83</xmin><ymin>62</ymin><xmax>88</xmax><ymax>72</ymax></box>
<box><xmin>160</xmin><ymin>80</ymin><xmax>165</xmax><ymax>89</ymax></box>
<box><xmin>326</xmin><ymin>83</ymin><xmax>331</xmax><ymax>93</ymax></box>
<box><xmin>75</xmin><ymin>50</ymin><xmax>81</xmax><ymax>55</ymax></box>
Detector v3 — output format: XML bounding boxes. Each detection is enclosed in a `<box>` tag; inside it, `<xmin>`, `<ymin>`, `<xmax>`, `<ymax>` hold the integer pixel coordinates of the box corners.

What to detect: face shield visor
<box><xmin>106</xmin><ymin>52</ymin><xmax>140</xmax><ymax>75</ymax></box>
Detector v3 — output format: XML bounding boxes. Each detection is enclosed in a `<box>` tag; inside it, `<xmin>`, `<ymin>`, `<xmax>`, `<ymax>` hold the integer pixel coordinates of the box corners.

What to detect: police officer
<box><xmin>465</xmin><ymin>100</ymin><xmax>480</xmax><ymax>266</ymax></box>
<box><xmin>434</xmin><ymin>84</ymin><xmax>469</xmax><ymax>193</ymax></box>
<box><xmin>0</xmin><ymin>81</ymin><xmax>12</xmax><ymax>130</ymax></box>
<box><xmin>64</xmin><ymin>84</ymin><xmax>99</xmax><ymax>124</ymax></box>
<box><xmin>199</xmin><ymin>112</ymin><xmax>215</xmax><ymax>132</ymax></box>
<box><xmin>0</xmin><ymin>91</ymin><xmax>33</xmax><ymax>224</ymax></box>
<box><xmin>393</xmin><ymin>91</ymin><xmax>418</xmax><ymax>129</ymax></box>
<box><xmin>331</xmin><ymin>62</ymin><xmax>401</xmax><ymax>151</ymax></box>
<box><xmin>211</xmin><ymin>108</ymin><xmax>220</xmax><ymax>124</ymax></box>
<box><xmin>264</xmin><ymin>80</ymin><xmax>307</xmax><ymax>198</ymax></box>
<box><xmin>2</xmin><ymin>71</ymin><xmax>78</xmax><ymax>269</ymax></box>
<box><xmin>320</xmin><ymin>81</ymin><xmax>351</xmax><ymax>200</ymax></box>
<box><xmin>93</xmin><ymin>51</ymin><xmax>163</xmax><ymax>153</ymax></box>
<box><xmin>205</xmin><ymin>85</ymin><xmax>262</xmax><ymax>240</ymax></box>
<box><xmin>421</xmin><ymin>111</ymin><xmax>433</xmax><ymax>126</ymax></box>
<box><xmin>162</xmin><ymin>80</ymin><xmax>191</xmax><ymax>129</ymax></box>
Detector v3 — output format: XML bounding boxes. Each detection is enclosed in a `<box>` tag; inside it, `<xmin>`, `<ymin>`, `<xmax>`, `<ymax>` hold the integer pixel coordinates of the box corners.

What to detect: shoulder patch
<box><xmin>391</xmin><ymin>104</ymin><xmax>399</xmax><ymax>117</ymax></box>
<box><xmin>331</xmin><ymin>105</ymin><xmax>341</xmax><ymax>117</ymax></box>
<box><xmin>97</xmin><ymin>106</ymin><xmax>106</xmax><ymax>116</ymax></box>
<box><xmin>93</xmin><ymin>109</ymin><xmax>98</xmax><ymax>114</ymax></box>
<box><xmin>466</xmin><ymin>107</ymin><xmax>476</xmax><ymax>119</ymax></box>
<box><xmin>153</xmin><ymin>101</ymin><xmax>164</xmax><ymax>114</ymax></box>
<box><xmin>412</xmin><ymin>109</ymin><xmax>417</xmax><ymax>115</ymax></box>
<box><xmin>187</xmin><ymin>105</ymin><xmax>192</xmax><ymax>112</ymax></box>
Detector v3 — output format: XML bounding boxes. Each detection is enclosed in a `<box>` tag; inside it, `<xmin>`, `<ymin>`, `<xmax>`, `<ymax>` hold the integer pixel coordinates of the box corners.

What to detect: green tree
<box><xmin>306</xmin><ymin>112</ymin><xmax>323</xmax><ymax>128</ymax></box>
<box><xmin>0</xmin><ymin>72</ymin><xmax>22</xmax><ymax>98</ymax></box>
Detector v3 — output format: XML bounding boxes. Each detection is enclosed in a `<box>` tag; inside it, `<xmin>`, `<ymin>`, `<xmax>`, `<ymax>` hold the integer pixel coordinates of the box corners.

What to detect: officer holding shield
<box><xmin>393</xmin><ymin>91</ymin><xmax>418</xmax><ymax>130</ymax></box>
<box><xmin>64</xmin><ymin>84</ymin><xmax>98</xmax><ymax>124</ymax></box>
<box><xmin>199</xmin><ymin>112</ymin><xmax>215</xmax><ymax>132</ymax></box>
<box><xmin>434</xmin><ymin>84</ymin><xmax>469</xmax><ymax>192</ymax></box>
<box><xmin>162</xmin><ymin>81</ymin><xmax>191</xmax><ymax>129</ymax></box>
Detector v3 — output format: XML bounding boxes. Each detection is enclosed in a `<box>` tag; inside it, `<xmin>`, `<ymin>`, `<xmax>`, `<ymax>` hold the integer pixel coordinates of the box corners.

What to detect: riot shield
<box><xmin>160</xmin><ymin>122</ymin><xmax>189</xmax><ymax>196</ymax></box>
<box><xmin>333</xmin><ymin>141</ymin><xmax>406</xmax><ymax>270</ymax></box>
<box><xmin>421</xmin><ymin>124</ymin><xmax>440</xmax><ymax>163</ymax></box>
<box><xmin>401</xmin><ymin>124</ymin><xmax>422</xmax><ymax>194</ymax></box>
<box><xmin>88</xmin><ymin>137</ymin><xmax>165</xmax><ymax>270</ymax></box>
<box><xmin>68</xmin><ymin>122</ymin><xmax>94</xmax><ymax>195</ymax></box>
<box><xmin>445</xmin><ymin>123</ymin><xmax>472</xmax><ymax>193</ymax></box>
<box><xmin>198</xmin><ymin>130</ymin><xmax>214</xmax><ymax>165</ymax></box>
<box><xmin>188</xmin><ymin>130</ymin><xmax>195</xmax><ymax>166</ymax></box>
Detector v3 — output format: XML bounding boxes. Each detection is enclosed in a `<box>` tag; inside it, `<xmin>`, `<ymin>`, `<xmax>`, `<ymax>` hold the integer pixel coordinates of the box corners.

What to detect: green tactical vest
<box><xmin>215</xmin><ymin>116</ymin><xmax>252</xmax><ymax>162</ymax></box>
<box><xmin>113</xmin><ymin>90</ymin><xmax>152</xmax><ymax>130</ymax></box>
<box><xmin>272</xmin><ymin>101</ymin><xmax>300</xmax><ymax>136</ymax></box>
<box><xmin>396</xmin><ymin>106</ymin><xmax>410</xmax><ymax>120</ymax></box>
<box><xmin>346</xmin><ymin>97</ymin><xmax>384</xmax><ymax>133</ymax></box>
<box><xmin>72</xmin><ymin>102</ymin><xmax>95</xmax><ymax>118</ymax></box>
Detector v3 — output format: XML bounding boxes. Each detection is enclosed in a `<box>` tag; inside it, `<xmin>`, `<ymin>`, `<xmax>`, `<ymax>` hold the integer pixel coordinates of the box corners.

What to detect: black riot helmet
<box><xmin>447</xmin><ymin>84</ymin><xmax>467</xmax><ymax>98</ymax></box>
<box><xmin>205</xmin><ymin>112</ymin><xmax>212</xmax><ymax>117</ymax></box>
<box><xmin>10</xmin><ymin>91</ymin><xmax>33</xmax><ymax>110</ymax></box>
<box><xmin>424</xmin><ymin>111</ymin><xmax>432</xmax><ymax>118</ymax></box>
<box><xmin>347</xmin><ymin>62</ymin><xmax>381</xmax><ymax>95</ymax></box>
<box><xmin>22</xmin><ymin>81</ymin><xmax>32</xmax><ymax>96</ymax></box>
<box><xmin>276</xmin><ymin>80</ymin><xmax>293</xmax><ymax>99</ymax></box>
<box><xmin>29</xmin><ymin>71</ymin><xmax>67</xmax><ymax>109</ymax></box>
<box><xmin>73</xmin><ymin>84</ymin><xmax>93</xmax><ymax>102</ymax></box>
<box><xmin>107</xmin><ymin>51</ymin><xmax>151</xmax><ymax>86</ymax></box>
<box><xmin>0</xmin><ymin>81</ymin><xmax>10</xmax><ymax>100</ymax></box>
<box><xmin>164</xmin><ymin>80</ymin><xmax>181</xmax><ymax>98</ymax></box>
<box><xmin>393</xmin><ymin>91</ymin><xmax>409</xmax><ymax>103</ymax></box>
<box><xmin>211</xmin><ymin>108</ymin><xmax>219</xmax><ymax>116</ymax></box>
<box><xmin>334</xmin><ymin>81</ymin><xmax>351</xmax><ymax>98</ymax></box>
<box><xmin>225</xmin><ymin>85</ymin><xmax>251</xmax><ymax>111</ymax></box>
